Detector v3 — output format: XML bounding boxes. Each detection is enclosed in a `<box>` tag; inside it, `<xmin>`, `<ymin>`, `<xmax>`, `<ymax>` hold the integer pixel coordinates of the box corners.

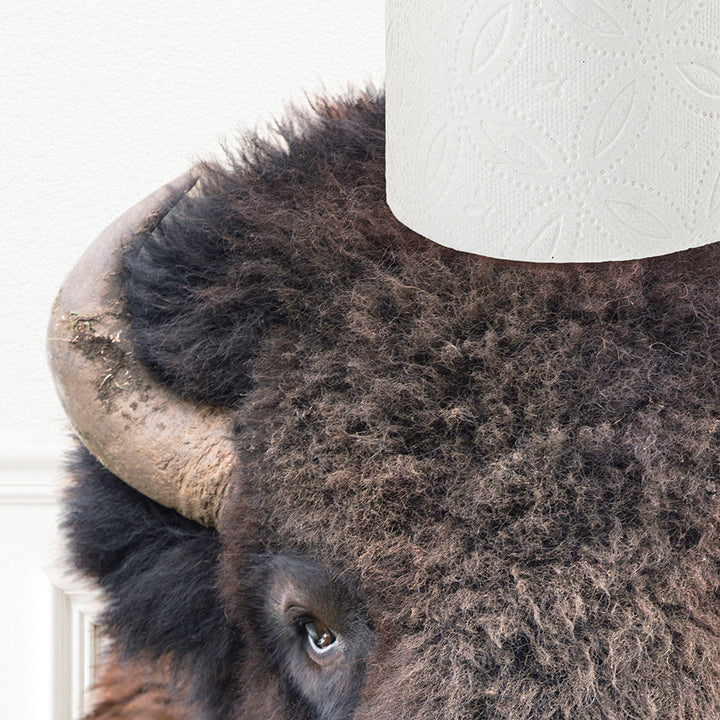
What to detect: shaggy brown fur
<box><xmin>88</xmin><ymin>655</ymin><xmax>188</xmax><ymax>720</ymax></box>
<box><xmin>65</xmin><ymin>90</ymin><xmax>720</xmax><ymax>719</ymax></box>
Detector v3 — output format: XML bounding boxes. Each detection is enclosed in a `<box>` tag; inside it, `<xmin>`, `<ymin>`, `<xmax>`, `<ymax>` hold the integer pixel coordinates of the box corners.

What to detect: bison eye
<box><xmin>305</xmin><ymin>618</ymin><xmax>337</xmax><ymax>653</ymax></box>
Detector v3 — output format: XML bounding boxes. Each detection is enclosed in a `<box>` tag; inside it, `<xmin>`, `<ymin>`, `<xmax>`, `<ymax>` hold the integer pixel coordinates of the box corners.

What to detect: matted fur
<box><xmin>65</xmin><ymin>90</ymin><xmax>720</xmax><ymax>719</ymax></box>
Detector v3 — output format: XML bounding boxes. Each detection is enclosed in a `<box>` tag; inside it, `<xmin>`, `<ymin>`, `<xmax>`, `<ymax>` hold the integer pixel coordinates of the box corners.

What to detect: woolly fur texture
<box><xmin>65</xmin><ymin>91</ymin><xmax>720</xmax><ymax>719</ymax></box>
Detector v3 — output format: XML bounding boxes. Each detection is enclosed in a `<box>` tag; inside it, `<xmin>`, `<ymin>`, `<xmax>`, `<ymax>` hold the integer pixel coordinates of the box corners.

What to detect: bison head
<box><xmin>50</xmin><ymin>92</ymin><xmax>720</xmax><ymax>719</ymax></box>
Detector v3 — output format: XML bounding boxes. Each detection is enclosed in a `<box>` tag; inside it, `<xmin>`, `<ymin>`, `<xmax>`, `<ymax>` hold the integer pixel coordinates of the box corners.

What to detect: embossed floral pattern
<box><xmin>386</xmin><ymin>0</ymin><xmax>720</xmax><ymax>261</ymax></box>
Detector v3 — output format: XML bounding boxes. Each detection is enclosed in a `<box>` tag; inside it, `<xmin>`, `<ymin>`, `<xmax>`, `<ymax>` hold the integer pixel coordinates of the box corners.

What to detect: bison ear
<box><xmin>62</xmin><ymin>443</ymin><xmax>244</xmax><ymax>717</ymax></box>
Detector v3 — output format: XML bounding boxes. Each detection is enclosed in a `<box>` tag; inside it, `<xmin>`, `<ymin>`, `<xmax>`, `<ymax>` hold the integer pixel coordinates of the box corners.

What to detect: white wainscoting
<box><xmin>0</xmin><ymin>438</ymin><xmax>103</xmax><ymax>720</ymax></box>
<box><xmin>47</xmin><ymin>568</ymin><xmax>105</xmax><ymax>720</ymax></box>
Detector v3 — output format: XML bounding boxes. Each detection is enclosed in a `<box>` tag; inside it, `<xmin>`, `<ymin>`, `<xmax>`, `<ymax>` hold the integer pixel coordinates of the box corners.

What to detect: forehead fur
<box><xmin>127</xmin><ymin>92</ymin><xmax>720</xmax><ymax>718</ymax></box>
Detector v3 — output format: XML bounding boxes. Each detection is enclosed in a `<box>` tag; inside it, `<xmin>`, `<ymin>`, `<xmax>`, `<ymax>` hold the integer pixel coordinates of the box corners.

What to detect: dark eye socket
<box><xmin>304</xmin><ymin>618</ymin><xmax>337</xmax><ymax>652</ymax></box>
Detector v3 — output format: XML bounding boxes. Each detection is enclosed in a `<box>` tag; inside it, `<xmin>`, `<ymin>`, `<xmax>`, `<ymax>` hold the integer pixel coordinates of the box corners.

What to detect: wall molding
<box><xmin>0</xmin><ymin>480</ymin><xmax>57</xmax><ymax>505</ymax></box>
<box><xmin>45</xmin><ymin>567</ymin><xmax>105</xmax><ymax>720</ymax></box>
<box><xmin>0</xmin><ymin>434</ymin><xmax>65</xmax><ymax>505</ymax></box>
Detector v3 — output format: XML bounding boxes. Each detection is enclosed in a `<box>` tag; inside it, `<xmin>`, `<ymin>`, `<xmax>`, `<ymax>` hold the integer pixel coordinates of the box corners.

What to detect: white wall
<box><xmin>1</xmin><ymin>2</ymin><xmax>384</xmax><ymax>717</ymax></box>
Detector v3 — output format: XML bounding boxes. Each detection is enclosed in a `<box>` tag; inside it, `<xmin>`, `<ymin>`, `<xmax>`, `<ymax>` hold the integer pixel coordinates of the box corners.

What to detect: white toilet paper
<box><xmin>386</xmin><ymin>0</ymin><xmax>720</xmax><ymax>262</ymax></box>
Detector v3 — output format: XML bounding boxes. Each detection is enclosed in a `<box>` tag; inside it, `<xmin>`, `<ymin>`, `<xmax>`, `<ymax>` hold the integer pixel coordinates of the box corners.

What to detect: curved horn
<box><xmin>48</xmin><ymin>172</ymin><xmax>235</xmax><ymax>528</ymax></box>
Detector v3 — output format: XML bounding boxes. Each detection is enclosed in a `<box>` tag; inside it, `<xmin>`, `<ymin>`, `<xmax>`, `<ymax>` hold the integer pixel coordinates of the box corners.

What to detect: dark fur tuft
<box><xmin>62</xmin><ymin>445</ymin><xmax>243</xmax><ymax>719</ymax></box>
<box><xmin>123</xmin><ymin>91</ymin><xmax>388</xmax><ymax>407</ymax></box>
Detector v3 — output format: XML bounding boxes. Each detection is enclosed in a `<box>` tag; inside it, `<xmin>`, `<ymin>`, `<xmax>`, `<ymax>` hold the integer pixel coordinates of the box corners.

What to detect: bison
<box><xmin>51</xmin><ymin>91</ymin><xmax>720</xmax><ymax>719</ymax></box>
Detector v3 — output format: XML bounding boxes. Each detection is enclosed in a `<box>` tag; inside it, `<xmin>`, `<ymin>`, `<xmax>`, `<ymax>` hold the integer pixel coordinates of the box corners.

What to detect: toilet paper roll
<box><xmin>386</xmin><ymin>0</ymin><xmax>720</xmax><ymax>262</ymax></box>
